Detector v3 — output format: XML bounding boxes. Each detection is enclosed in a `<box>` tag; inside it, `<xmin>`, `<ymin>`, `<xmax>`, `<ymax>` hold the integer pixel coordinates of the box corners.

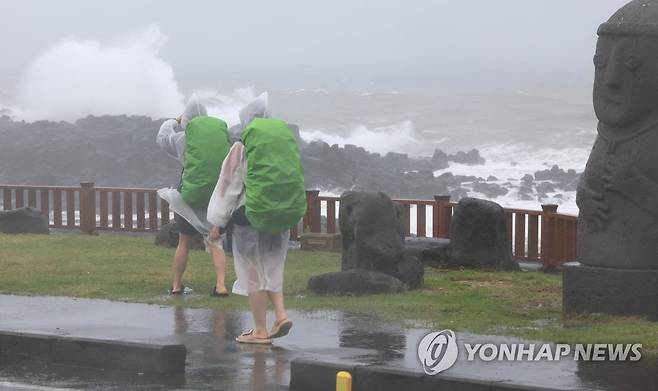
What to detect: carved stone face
<box><xmin>593</xmin><ymin>35</ymin><xmax>658</xmax><ymax>126</ymax></box>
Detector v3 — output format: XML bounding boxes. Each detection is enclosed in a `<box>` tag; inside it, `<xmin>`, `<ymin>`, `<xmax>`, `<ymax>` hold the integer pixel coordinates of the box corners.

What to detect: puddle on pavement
<box><xmin>0</xmin><ymin>295</ymin><xmax>655</xmax><ymax>390</ymax></box>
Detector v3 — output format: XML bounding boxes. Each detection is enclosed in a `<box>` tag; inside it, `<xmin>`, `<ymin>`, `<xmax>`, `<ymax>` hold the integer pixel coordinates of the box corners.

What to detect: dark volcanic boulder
<box><xmin>449</xmin><ymin>149</ymin><xmax>485</xmax><ymax>165</ymax></box>
<box><xmin>448</xmin><ymin>198</ymin><xmax>519</xmax><ymax>271</ymax></box>
<box><xmin>307</xmin><ymin>269</ymin><xmax>405</xmax><ymax>295</ymax></box>
<box><xmin>404</xmin><ymin>237</ymin><xmax>451</xmax><ymax>268</ymax></box>
<box><xmin>395</xmin><ymin>255</ymin><xmax>424</xmax><ymax>289</ymax></box>
<box><xmin>431</xmin><ymin>149</ymin><xmax>449</xmax><ymax>169</ymax></box>
<box><xmin>155</xmin><ymin>221</ymin><xmax>205</xmax><ymax>250</ymax></box>
<box><xmin>340</xmin><ymin>192</ymin><xmax>405</xmax><ymax>272</ymax></box>
<box><xmin>339</xmin><ymin>191</ymin><xmax>423</xmax><ymax>287</ymax></box>
<box><xmin>0</xmin><ymin>208</ymin><xmax>49</xmax><ymax>234</ymax></box>
<box><xmin>472</xmin><ymin>182</ymin><xmax>509</xmax><ymax>198</ymax></box>
<box><xmin>307</xmin><ymin>191</ymin><xmax>424</xmax><ymax>294</ymax></box>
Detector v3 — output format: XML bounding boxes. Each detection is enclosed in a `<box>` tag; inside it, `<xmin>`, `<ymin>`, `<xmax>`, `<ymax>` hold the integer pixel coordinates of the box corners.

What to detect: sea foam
<box><xmin>18</xmin><ymin>26</ymin><xmax>183</xmax><ymax>121</ymax></box>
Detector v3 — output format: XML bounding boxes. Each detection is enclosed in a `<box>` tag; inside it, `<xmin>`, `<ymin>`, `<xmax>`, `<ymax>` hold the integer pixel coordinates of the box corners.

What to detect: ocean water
<box><xmin>1</xmin><ymin>85</ymin><xmax>595</xmax><ymax>215</ymax></box>
<box><xmin>0</xmin><ymin>27</ymin><xmax>596</xmax><ymax>215</ymax></box>
<box><xmin>272</xmin><ymin>87</ymin><xmax>596</xmax><ymax>215</ymax></box>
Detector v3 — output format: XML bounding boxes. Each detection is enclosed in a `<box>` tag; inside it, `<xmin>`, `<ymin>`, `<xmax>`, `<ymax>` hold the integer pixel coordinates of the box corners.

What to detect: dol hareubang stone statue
<box><xmin>578</xmin><ymin>0</ymin><xmax>658</xmax><ymax>269</ymax></box>
<box><xmin>565</xmin><ymin>0</ymin><xmax>658</xmax><ymax>320</ymax></box>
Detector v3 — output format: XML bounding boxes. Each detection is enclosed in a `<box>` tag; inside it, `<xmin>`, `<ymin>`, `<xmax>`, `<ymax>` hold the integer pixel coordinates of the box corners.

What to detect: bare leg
<box><xmin>248</xmin><ymin>290</ymin><xmax>269</xmax><ymax>338</ymax></box>
<box><xmin>172</xmin><ymin>234</ymin><xmax>190</xmax><ymax>291</ymax></box>
<box><xmin>267</xmin><ymin>291</ymin><xmax>288</xmax><ymax>323</ymax></box>
<box><xmin>209</xmin><ymin>244</ymin><xmax>227</xmax><ymax>293</ymax></box>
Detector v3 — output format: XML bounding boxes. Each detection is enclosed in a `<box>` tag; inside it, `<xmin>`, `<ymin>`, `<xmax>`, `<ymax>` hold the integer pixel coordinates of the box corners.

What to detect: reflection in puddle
<box><xmin>0</xmin><ymin>295</ymin><xmax>656</xmax><ymax>391</ymax></box>
<box><xmin>339</xmin><ymin>312</ymin><xmax>406</xmax><ymax>363</ymax></box>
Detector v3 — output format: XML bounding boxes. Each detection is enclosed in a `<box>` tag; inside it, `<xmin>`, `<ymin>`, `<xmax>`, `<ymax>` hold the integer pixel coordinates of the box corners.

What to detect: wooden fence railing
<box><xmin>0</xmin><ymin>183</ymin><xmax>169</xmax><ymax>233</ymax></box>
<box><xmin>1</xmin><ymin>184</ymin><xmax>578</xmax><ymax>266</ymax></box>
<box><xmin>304</xmin><ymin>191</ymin><xmax>578</xmax><ymax>267</ymax></box>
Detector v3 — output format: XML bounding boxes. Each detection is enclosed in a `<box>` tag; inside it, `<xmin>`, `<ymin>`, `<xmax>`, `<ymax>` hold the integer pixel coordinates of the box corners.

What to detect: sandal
<box><xmin>169</xmin><ymin>286</ymin><xmax>184</xmax><ymax>295</ymax></box>
<box><xmin>211</xmin><ymin>287</ymin><xmax>229</xmax><ymax>297</ymax></box>
<box><xmin>269</xmin><ymin>318</ymin><xmax>293</xmax><ymax>339</ymax></box>
<box><xmin>169</xmin><ymin>285</ymin><xmax>192</xmax><ymax>295</ymax></box>
<box><xmin>236</xmin><ymin>329</ymin><xmax>272</xmax><ymax>345</ymax></box>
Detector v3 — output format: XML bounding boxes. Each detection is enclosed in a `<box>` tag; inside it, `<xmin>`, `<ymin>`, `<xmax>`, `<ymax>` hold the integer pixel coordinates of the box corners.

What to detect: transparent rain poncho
<box><xmin>239</xmin><ymin>92</ymin><xmax>270</xmax><ymax>128</ymax></box>
<box><xmin>231</xmin><ymin>225</ymin><xmax>289</xmax><ymax>295</ymax></box>
<box><xmin>156</xmin><ymin>95</ymin><xmax>221</xmax><ymax>250</ymax></box>
<box><xmin>207</xmin><ymin>93</ymin><xmax>290</xmax><ymax>295</ymax></box>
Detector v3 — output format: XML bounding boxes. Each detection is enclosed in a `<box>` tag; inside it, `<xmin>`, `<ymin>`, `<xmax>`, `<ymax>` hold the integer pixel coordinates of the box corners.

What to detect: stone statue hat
<box><xmin>599</xmin><ymin>0</ymin><xmax>658</xmax><ymax>37</ymax></box>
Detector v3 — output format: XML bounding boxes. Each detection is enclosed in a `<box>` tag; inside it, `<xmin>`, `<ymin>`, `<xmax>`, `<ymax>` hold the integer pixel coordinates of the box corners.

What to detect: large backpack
<box><xmin>241</xmin><ymin>118</ymin><xmax>306</xmax><ymax>234</ymax></box>
<box><xmin>181</xmin><ymin>116</ymin><xmax>230</xmax><ymax>208</ymax></box>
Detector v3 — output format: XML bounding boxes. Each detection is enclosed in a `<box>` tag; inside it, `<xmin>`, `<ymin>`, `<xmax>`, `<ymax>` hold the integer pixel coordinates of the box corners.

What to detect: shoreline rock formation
<box><xmin>0</xmin><ymin>115</ymin><xmax>579</xmax><ymax>203</ymax></box>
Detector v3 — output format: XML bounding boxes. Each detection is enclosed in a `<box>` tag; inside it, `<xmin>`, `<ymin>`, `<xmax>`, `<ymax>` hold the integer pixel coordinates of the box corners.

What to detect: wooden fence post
<box><xmin>540</xmin><ymin>204</ymin><xmax>558</xmax><ymax>268</ymax></box>
<box><xmin>79</xmin><ymin>182</ymin><xmax>96</xmax><ymax>235</ymax></box>
<box><xmin>304</xmin><ymin>190</ymin><xmax>321</xmax><ymax>233</ymax></box>
<box><xmin>326</xmin><ymin>199</ymin><xmax>337</xmax><ymax>233</ymax></box>
<box><xmin>433</xmin><ymin>195</ymin><xmax>451</xmax><ymax>238</ymax></box>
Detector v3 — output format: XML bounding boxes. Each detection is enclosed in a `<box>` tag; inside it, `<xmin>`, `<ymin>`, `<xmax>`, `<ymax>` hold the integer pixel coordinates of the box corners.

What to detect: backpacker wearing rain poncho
<box><xmin>241</xmin><ymin>118</ymin><xmax>306</xmax><ymax>234</ymax></box>
<box><xmin>181</xmin><ymin>116</ymin><xmax>230</xmax><ymax>208</ymax></box>
<box><xmin>156</xmin><ymin>96</ymin><xmax>229</xmax><ymax>247</ymax></box>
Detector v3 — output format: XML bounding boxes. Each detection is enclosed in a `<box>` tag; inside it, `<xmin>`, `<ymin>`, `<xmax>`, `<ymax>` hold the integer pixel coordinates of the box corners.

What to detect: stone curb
<box><xmin>290</xmin><ymin>358</ymin><xmax>580</xmax><ymax>391</ymax></box>
<box><xmin>0</xmin><ymin>330</ymin><xmax>186</xmax><ymax>374</ymax></box>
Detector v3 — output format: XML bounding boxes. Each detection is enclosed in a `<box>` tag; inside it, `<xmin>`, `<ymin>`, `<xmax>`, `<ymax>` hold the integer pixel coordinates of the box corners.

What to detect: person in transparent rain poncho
<box><xmin>207</xmin><ymin>93</ymin><xmax>295</xmax><ymax>344</ymax></box>
<box><xmin>156</xmin><ymin>96</ymin><xmax>229</xmax><ymax>297</ymax></box>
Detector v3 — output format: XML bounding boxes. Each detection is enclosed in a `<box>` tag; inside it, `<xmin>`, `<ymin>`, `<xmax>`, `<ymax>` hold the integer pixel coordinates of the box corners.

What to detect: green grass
<box><xmin>1</xmin><ymin>233</ymin><xmax>656</xmax><ymax>353</ymax></box>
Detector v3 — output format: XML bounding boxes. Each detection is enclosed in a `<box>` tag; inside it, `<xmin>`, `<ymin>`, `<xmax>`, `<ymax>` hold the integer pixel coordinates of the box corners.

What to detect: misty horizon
<box><xmin>2</xmin><ymin>1</ymin><xmax>628</xmax><ymax>101</ymax></box>
<box><xmin>0</xmin><ymin>0</ymin><xmax>635</xmax><ymax>214</ymax></box>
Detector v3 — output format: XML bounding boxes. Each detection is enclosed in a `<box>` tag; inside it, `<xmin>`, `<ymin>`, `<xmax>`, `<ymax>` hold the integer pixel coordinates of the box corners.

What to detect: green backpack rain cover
<box><xmin>181</xmin><ymin>116</ymin><xmax>230</xmax><ymax>208</ymax></box>
<box><xmin>241</xmin><ymin>118</ymin><xmax>306</xmax><ymax>234</ymax></box>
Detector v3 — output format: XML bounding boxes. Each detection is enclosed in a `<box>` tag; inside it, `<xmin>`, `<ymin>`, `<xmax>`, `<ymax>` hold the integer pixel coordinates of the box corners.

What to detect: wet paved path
<box><xmin>0</xmin><ymin>295</ymin><xmax>655</xmax><ymax>390</ymax></box>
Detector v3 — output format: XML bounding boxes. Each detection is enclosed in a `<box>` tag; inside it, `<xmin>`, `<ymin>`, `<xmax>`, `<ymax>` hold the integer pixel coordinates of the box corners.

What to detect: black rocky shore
<box><xmin>0</xmin><ymin>115</ymin><xmax>579</xmax><ymax>200</ymax></box>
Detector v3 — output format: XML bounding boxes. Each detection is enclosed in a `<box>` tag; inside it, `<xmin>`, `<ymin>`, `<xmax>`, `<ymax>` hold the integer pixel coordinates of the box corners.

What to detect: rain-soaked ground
<box><xmin>0</xmin><ymin>294</ymin><xmax>656</xmax><ymax>390</ymax></box>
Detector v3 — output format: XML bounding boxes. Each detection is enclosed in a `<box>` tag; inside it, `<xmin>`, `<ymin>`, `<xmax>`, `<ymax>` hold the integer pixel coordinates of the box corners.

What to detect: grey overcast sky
<box><xmin>0</xmin><ymin>0</ymin><xmax>629</xmax><ymax>91</ymax></box>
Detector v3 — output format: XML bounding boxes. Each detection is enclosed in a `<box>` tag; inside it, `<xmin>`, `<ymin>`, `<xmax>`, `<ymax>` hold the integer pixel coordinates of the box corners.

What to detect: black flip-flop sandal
<box><xmin>210</xmin><ymin>287</ymin><xmax>229</xmax><ymax>297</ymax></box>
